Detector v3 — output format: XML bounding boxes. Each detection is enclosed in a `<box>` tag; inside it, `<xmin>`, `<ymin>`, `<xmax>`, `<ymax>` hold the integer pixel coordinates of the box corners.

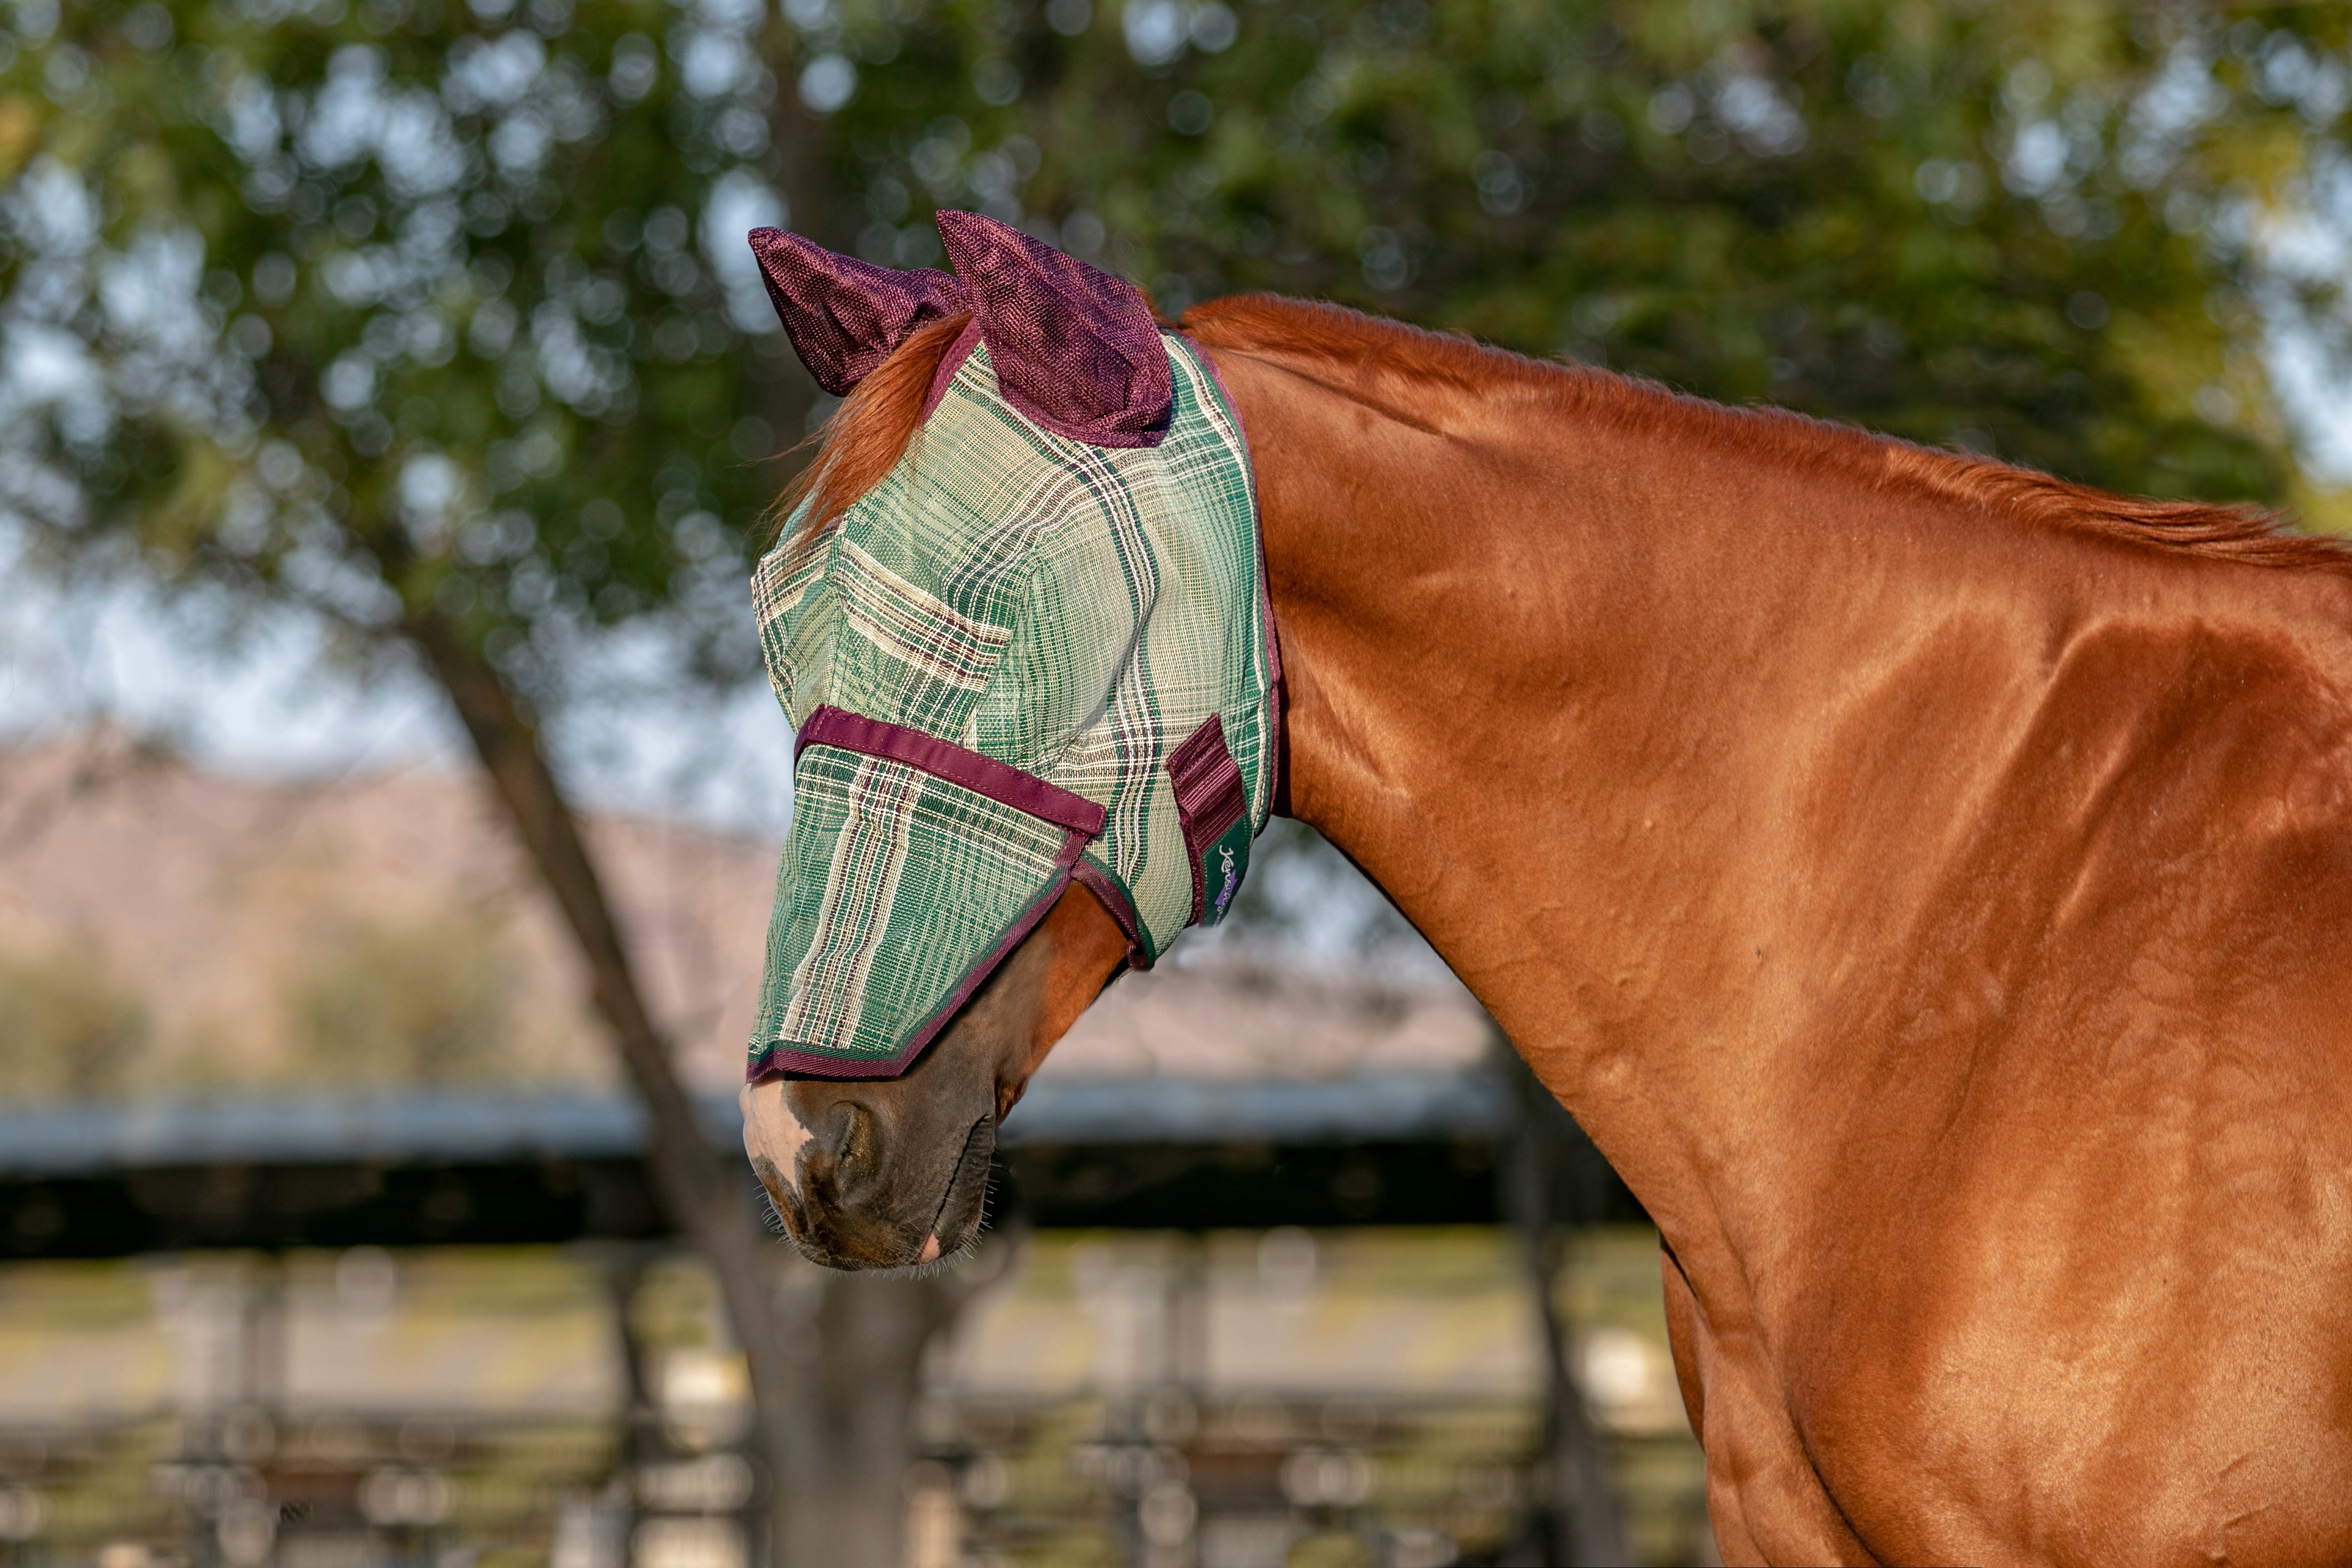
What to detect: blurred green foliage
<box><xmin>1</xmin><ymin>0</ymin><xmax>805</xmax><ymax>696</ymax></box>
<box><xmin>820</xmin><ymin>0</ymin><xmax>2349</xmax><ymax>506</ymax></box>
<box><xmin>0</xmin><ymin>0</ymin><xmax>2346</xmax><ymax>687</ymax></box>
<box><xmin>0</xmin><ymin>938</ymin><xmax>147</xmax><ymax>1100</ymax></box>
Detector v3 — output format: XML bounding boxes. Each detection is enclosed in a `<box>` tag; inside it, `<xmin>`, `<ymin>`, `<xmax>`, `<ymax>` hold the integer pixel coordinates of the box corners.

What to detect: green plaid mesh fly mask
<box><xmin>744</xmin><ymin>325</ymin><xmax>1281</xmax><ymax>1082</ymax></box>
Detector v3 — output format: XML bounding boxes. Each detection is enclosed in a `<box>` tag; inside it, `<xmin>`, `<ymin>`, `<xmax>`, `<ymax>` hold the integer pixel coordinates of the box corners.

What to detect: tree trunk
<box><xmin>1495</xmin><ymin>1034</ymin><xmax>1631</xmax><ymax>1567</ymax></box>
<box><xmin>774</xmin><ymin>1269</ymin><xmax>956</xmax><ymax>1568</ymax></box>
<box><xmin>404</xmin><ymin>614</ymin><xmax>799</xmax><ymax>1559</ymax></box>
<box><xmin>773</xmin><ymin>1217</ymin><xmax>1026</xmax><ymax>1568</ymax></box>
<box><xmin>762</xmin><ymin>29</ymin><xmax>840</xmax><ymax>252</ymax></box>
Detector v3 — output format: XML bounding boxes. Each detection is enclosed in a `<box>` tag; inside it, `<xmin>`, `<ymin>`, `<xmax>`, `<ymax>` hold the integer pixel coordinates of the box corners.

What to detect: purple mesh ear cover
<box><xmin>747</xmin><ymin>227</ymin><xmax>969</xmax><ymax>397</ymax></box>
<box><xmin>934</xmin><ymin>210</ymin><xmax>1172</xmax><ymax>449</ymax></box>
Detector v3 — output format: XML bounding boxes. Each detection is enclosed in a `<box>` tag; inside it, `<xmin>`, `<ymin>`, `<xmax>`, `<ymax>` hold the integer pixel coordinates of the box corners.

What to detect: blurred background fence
<box><xmin>0</xmin><ymin>731</ymin><xmax>1676</xmax><ymax>1567</ymax></box>
<box><xmin>4</xmin><ymin>0</ymin><xmax>2350</xmax><ymax>1563</ymax></box>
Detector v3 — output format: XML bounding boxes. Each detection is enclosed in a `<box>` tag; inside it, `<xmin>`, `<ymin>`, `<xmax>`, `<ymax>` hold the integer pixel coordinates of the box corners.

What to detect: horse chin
<box><xmin>770</xmin><ymin>1206</ymin><xmax>936</xmax><ymax>1273</ymax></box>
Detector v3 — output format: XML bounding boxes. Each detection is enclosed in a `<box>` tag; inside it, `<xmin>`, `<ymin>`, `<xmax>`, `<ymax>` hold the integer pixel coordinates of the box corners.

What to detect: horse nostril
<box><xmin>832</xmin><ymin>1100</ymin><xmax>880</xmax><ymax>1175</ymax></box>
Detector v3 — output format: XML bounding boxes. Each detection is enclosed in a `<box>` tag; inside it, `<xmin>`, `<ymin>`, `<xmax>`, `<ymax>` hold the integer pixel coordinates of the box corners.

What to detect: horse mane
<box><xmin>767</xmin><ymin>290</ymin><xmax>2347</xmax><ymax>575</ymax></box>
<box><xmin>1181</xmin><ymin>293</ymin><xmax>2352</xmax><ymax>574</ymax></box>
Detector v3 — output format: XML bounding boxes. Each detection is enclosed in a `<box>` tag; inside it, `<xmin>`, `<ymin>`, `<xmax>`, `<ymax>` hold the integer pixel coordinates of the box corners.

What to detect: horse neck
<box><xmin>1209</xmin><ymin>336</ymin><xmax>2347</xmax><ymax>1232</ymax></box>
<box><xmin>1222</xmin><ymin>341</ymin><xmax>1827</xmax><ymax>1110</ymax></box>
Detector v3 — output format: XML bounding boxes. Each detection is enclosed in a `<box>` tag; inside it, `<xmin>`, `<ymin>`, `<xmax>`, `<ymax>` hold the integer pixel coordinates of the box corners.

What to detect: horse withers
<box><xmin>741</xmin><ymin>215</ymin><xmax>2352</xmax><ymax>1565</ymax></box>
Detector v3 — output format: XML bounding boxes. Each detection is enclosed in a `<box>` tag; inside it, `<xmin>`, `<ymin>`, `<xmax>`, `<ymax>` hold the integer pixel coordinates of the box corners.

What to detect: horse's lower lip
<box><xmin>919</xmin><ymin>1115</ymin><xmax>996</xmax><ymax>1262</ymax></box>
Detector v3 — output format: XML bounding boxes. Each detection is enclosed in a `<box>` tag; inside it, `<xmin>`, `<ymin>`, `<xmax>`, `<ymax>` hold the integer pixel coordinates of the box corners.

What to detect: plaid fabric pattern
<box><xmin>748</xmin><ymin>332</ymin><xmax>1274</xmax><ymax>1079</ymax></box>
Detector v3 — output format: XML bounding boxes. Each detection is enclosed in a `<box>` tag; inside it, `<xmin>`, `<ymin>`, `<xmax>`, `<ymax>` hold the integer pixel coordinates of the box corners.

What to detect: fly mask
<box><xmin>745</xmin><ymin>211</ymin><xmax>1282</xmax><ymax>1082</ymax></box>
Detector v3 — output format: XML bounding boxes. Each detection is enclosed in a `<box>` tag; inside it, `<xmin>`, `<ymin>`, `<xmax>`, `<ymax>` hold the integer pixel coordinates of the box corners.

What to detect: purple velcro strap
<box><xmin>1165</xmin><ymin>713</ymin><xmax>1248</xmax><ymax>924</ymax></box>
<box><xmin>795</xmin><ymin>705</ymin><xmax>1108</xmax><ymax>839</ymax></box>
<box><xmin>1167</xmin><ymin>713</ymin><xmax>1246</xmax><ymax>840</ymax></box>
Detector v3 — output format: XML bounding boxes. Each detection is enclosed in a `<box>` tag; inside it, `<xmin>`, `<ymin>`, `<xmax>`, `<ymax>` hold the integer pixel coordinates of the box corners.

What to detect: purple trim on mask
<box><xmin>996</xmin><ymin>380</ymin><xmax>1173</xmax><ymax>451</ymax></box>
<box><xmin>1070</xmin><ymin>858</ymin><xmax>1154</xmax><ymax>973</ymax></box>
<box><xmin>748</xmin><ymin>228</ymin><xmax>969</xmax><ymax>397</ymax></box>
<box><xmin>797</xmin><ymin>705</ymin><xmax>1109</xmax><ymax>839</ymax></box>
<box><xmin>935</xmin><ymin>210</ymin><xmax>1172</xmax><ymax>449</ymax></box>
<box><xmin>747</xmin><ymin>869</ymin><xmax>1076</xmax><ymax>1083</ymax></box>
<box><xmin>1182</xmin><ymin>333</ymin><xmax>1290</xmax><ymax>818</ymax></box>
<box><xmin>921</xmin><ymin>316</ymin><xmax>985</xmax><ymax>421</ymax></box>
<box><xmin>1264</xmin><ymin>604</ymin><xmax>1292</xmax><ymax>818</ymax></box>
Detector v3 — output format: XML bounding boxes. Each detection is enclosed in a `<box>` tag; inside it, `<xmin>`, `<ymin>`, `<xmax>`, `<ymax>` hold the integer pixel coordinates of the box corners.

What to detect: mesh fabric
<box><xmin>747</xmin><ymin>331</ymin><xmax>1275</xmax><ymax>1080</ymax></box>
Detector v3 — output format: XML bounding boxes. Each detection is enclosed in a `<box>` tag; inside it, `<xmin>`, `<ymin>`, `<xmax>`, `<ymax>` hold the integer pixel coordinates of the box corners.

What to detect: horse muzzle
<box><xmin>744</xmin><ymin>1081</ymin><xmax>996</xmax><ymax>1271</ymax></box>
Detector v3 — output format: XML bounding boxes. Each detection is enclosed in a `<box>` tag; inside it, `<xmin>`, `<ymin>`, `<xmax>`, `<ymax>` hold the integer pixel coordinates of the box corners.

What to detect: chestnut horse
<box><xmin>743</xmin><ymin>293</ymin><xmax>2352</xmax><ymax>1564</ymax></box>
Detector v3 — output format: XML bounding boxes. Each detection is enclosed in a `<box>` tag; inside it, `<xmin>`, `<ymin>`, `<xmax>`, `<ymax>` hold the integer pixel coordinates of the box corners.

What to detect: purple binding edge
<box><xmin>752</xmin><ymin>709</ymin><xmax>1107</xmax><ymax>1081</ymax></box>
<box><xmin>923</xmin><ymin>320</ymin><xmax>1172</xmax><ymax>449</ymax></box>
<box><xmin>995</xmin><ymin>379</ymin><xmax>1172</xmax><ymax>449</ymax></box>
<box><xmin>797</xmin><ymin>705</ymin><xmax>1108</xmax><ymax>837</ymax></box>
<box><xmin>750</xmin><ymin>858</ymin><xmax>1081</xmax><ymax>1082</ymax></box>
<box><xmin>920</xmin><ymin>317</ymin><xmax>984</xmax><ymax>421</ymax></box>
<box><xmin>1070</xmin><ymin>858</ymin><xmax>1154</xmax><ymax>972</ymax></box>
<box><xmin>1180</xmin><ymin>333</ymin><xmax>1290</xmax><ymax>818</ymax></box>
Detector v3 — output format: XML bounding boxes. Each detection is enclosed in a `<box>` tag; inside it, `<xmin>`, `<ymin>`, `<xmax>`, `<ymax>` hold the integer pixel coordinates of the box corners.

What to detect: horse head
<box><xmin>737</xmin><ymin>213</ymin><xmax>1278</xmax><ymax>1270</ymax></box>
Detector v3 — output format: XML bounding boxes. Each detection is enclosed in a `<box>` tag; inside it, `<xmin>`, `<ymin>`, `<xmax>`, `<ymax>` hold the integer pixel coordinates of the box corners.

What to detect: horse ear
<box><xmin>933</xmin><ymin>210</ymin><xmax>1171</xmax><ymax>448</ymax></box>
<box><xmin>747</xmin><ymin>227</ymin><xmax>968</xmax><ymax>397</ymax></box>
